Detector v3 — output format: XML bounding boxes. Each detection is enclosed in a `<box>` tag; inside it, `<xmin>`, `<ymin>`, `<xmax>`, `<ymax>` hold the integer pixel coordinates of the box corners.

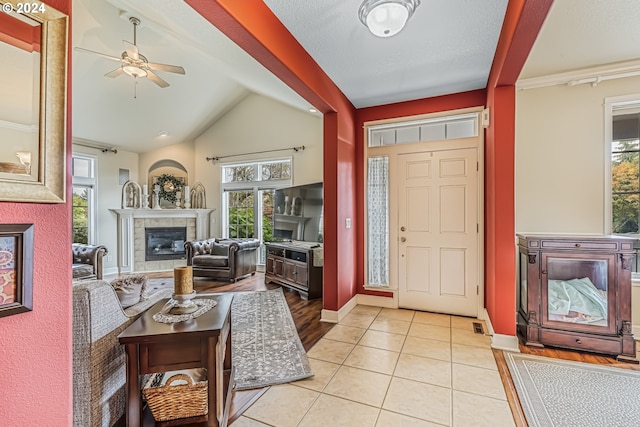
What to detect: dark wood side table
<box><xmin>118</xmin><ymin>294</ymin><xmax>234</xmax><ymax>427</ymax></box>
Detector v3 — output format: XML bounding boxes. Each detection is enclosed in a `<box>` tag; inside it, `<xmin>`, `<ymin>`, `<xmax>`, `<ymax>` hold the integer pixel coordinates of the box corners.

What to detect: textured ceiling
<box><xmin>264</xmin><ymin>0</ymin><xmax>509</xmax><ymax>108</ymax></box>
<box><xmin>71</xmin><ymin>0</ymin><xmax>639</xmax><ymax>154</ymax></box>
<box><xmin>72</xmin><ymin>0</ymin><xmax>311</xmax><ymax>152</ymax></box>
<box><xmin>521</xmin><ymin>0</ymin><xmax>640</xmax><ymax>79</ymax></box>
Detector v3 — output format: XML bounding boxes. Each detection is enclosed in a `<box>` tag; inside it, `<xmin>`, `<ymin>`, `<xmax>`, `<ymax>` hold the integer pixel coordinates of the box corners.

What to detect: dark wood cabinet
<box><xmin>517</xmin><ymin>234</ymin><xmax>637</xmax><ymax>362</ymax></box>
<box><xmin>265</xmin><ymin>242</ymin><xmax>322</xmax><ymax>300</ymax></box>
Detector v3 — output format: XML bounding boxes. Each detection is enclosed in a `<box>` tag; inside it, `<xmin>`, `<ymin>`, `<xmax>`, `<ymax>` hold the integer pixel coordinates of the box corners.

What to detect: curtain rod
<box><xmin>206</xmin><ymin>145</ymin><xmax>305</xmax><ymax>162</ymax></box>
<box><xmin>73</xmin><ymin>139</ymin><xmax>118</xmax><ymax>154</ymax></box>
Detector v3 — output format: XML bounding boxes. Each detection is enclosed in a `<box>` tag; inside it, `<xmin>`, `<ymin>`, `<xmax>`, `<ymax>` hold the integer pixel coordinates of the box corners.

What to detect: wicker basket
<box><xmin>143</xmin><ymin>369</ymin><xmax>208</xmax><ymax>421</ymax></box>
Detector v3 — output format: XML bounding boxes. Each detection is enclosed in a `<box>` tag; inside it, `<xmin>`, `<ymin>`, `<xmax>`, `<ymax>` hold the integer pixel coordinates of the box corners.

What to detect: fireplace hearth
<box><xmin>145</xmin><ymin>227</ymin><xmax>187</xmax><ymax>261</ymax></box>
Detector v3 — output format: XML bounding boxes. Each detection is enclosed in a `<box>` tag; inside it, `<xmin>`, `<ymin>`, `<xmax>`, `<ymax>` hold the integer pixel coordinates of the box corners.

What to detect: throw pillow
<box><xmin>111</xmin><ymin>274</ymin><xmax>149</xmax><ymax>308</ymax></box>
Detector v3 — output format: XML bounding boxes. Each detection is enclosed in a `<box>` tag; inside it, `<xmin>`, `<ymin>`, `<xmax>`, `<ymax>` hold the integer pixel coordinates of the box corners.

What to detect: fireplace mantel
<box><xmin>110</xmin><ymin>208</ymin><xmax>214</xmax><ymax>273</ymax></box>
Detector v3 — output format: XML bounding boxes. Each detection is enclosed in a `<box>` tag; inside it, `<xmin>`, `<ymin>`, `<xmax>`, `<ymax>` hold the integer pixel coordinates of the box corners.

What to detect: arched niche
<box><xmin>148</xmin><ymin>159</ymin><xmax>188</xmax><ymax>208</ymax></box>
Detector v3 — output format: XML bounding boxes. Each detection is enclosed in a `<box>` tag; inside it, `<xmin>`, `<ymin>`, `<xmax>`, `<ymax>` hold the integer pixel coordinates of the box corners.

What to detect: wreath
<box><xmin>156</xmin><ymin>174</ymin><xmax>183</xmax><ymax>204</ymax></box>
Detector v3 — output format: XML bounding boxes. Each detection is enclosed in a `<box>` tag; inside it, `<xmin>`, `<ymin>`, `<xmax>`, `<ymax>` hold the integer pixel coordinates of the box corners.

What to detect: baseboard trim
<box><xmin>321</xmin><ymin>295</ymin><xmax>358</xmax><ymax>323</ymax></box>
<box><xmin>357</xmin><ymin>293</ymin><xmax>397</xmax><ymax>308</ymax></box>
<box><xmin>484</xmin><ymin>308</ymin><xmax>520</xmax><ymax>352</ymax></box>
<box><xmin>104</xmin><ymin>267</ymin><xmax>119</xmax><ymax>277</ymax></box>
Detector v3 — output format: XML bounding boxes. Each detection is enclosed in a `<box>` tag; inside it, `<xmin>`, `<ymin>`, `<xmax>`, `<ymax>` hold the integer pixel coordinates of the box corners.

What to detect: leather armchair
<box><xmin>72</xmin><ymin>244</ymin><xmax>108</xmax><ymax>280</ymax></box>
<box><xmin>185</xmin><ymin>238</ymin><xmax>260</xmax><ymax>282</ymax></box>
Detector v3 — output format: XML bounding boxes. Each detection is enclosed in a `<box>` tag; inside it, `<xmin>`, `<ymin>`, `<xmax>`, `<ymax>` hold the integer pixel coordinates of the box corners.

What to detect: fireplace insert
<box><xmin>145</xmin><ymin>227</ymin><xmax>187</xmax><ymax>261</ymax></box>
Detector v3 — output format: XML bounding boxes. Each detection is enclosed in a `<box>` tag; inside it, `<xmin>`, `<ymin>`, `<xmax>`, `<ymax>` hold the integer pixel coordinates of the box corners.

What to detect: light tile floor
<box><xmin>235</xmin><ymin>305</ymin><xmax>515</xmax><ymax>427</ymax></box>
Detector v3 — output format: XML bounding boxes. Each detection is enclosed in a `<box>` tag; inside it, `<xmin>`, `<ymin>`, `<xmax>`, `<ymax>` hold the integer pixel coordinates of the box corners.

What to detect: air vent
<box><xmin>472</xmin><ymin>322</ymin><xmax>485</xmax><ymax>335</ymax></box>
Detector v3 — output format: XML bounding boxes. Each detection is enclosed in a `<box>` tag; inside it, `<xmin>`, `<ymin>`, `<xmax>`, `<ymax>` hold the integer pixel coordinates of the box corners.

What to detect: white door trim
<box><xmin>363</xmin><ymin>107</ymin><xmax>485</xmax><ymax>318</ymax></box>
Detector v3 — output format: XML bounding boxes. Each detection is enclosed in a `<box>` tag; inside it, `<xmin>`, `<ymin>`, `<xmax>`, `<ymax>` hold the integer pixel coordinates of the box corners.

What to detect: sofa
<box><xmin>72</xmin><ymin>279</ymin><xmax>172</xmax><ymax>427</ymax></box>
<box><xmin>72</xmin><ymin>243</ymin><xmax>108</xmax><ymax>280</ymax></box>
<box><xmin>185</xmin><ymin>237</ymin><xmax>260</xmax><ymax>282</ymax></box>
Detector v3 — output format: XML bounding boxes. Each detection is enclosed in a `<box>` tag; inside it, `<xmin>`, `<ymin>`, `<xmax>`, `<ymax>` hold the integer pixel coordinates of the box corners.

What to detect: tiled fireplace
<box><xmin>111</xmin><ymin>209</ymin><xmax>214</xmax><ymax>273</ymax></box>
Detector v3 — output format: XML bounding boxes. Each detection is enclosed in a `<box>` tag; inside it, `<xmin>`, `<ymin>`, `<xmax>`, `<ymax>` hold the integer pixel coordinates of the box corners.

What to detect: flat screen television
<box><xmin>270</xmin><ymin>182</ymin><xmax>323</xmax><ymax>243</ymax></box>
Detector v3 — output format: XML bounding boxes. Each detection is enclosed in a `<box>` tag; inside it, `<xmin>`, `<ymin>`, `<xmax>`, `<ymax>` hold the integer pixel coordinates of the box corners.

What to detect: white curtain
<box><xmin>367</xmin><ymin>156</ymin><xmax>389</xmax><ymax>286</ymax></box>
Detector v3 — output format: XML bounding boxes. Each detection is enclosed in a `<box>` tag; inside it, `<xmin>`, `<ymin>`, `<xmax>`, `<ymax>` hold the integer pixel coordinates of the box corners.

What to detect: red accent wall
<box><xmin>184</xmin><ymin>0</ymin><xmax>359</xmax><ymax>310</ymax></box>
<box><xmin>184</xmin><ymin>1</ymin><xmax>553</xmax><ymax>328</ymax></box>
<box><xmin>355</xmin><ymin>90</ymin><xmax>487</xmax><ymax>297</ymax></box>
<box><xmin>484</xmin><ymin>0</ymin><xmax>552</xmax><ymax>335</ymax></box>
<box><xmin>0</xmin><ymin>0</ymin><xmax>72</xmax><ymax>425</ymax></box>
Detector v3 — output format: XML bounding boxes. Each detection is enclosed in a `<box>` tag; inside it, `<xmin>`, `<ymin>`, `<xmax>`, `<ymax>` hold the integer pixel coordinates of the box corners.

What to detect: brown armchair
<box><xmin>72</xmin><ymin>244</ymin><xmax>108</xmax><ymax>280</ymax></box>
<box><xmin>185</xmin><ymin>238</ymin><xmax>260</xmax><ymax>282</ymax></box>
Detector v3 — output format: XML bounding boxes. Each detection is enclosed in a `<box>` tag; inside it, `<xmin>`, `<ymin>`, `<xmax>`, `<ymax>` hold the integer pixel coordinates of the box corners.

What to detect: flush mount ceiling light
<box><xmin>358</xmin><ymin>0</ymin><xmax>420</xmax><ymax>38</ymax></box>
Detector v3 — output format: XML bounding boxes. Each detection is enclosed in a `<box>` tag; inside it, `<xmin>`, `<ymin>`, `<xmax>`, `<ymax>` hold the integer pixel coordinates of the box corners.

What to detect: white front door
<box><xmin>397</xmin><ymin>148</ymin><xmax>478</xmax><ymax>316</ymax></box>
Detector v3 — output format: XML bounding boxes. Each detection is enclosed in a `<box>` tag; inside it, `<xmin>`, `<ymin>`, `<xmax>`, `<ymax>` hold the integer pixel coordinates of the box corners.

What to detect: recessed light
<box><xmin>309</xmin><ymin>108</ymin><xmax>318</xmax><ymax>113</ymax></box>
<box><xmin>158</xmin><ymin>131</ymin><xmax>169</xmax><ymax>137</ymax></box>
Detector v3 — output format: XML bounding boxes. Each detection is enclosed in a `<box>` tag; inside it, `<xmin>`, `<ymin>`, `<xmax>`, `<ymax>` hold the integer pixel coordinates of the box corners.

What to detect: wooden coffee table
<box><xmin>118</xmin><ymin>294</ymin><xmax>234</xmax><ymax>427</ymax></box>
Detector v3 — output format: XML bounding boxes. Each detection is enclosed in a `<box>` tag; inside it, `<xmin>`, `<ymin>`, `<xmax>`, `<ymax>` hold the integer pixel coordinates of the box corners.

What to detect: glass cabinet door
<box><xmin>543</xmin><ymin>255</ymin><xmax>612</xmax><ymax>330</ymax></box>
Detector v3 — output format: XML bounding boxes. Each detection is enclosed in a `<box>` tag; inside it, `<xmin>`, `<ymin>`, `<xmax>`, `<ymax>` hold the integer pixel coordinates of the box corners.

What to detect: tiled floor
<box><xmin>234</xmin><ymin>305</ymin><xmax>515</xmax><ymax>427</ymax></box>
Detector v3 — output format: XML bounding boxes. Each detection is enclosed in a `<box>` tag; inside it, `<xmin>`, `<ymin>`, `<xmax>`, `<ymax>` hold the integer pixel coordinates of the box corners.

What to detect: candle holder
<box><xmin>169</xmin><ymin>291</ymin><xmax>197</xmax><ymax>314</ymax></box>
<box><xmin>142</xmin><ymin>193</ymin><xmax>150</xmax><ymax>209</ymax></box>
<box><xmin>184</xmin><ymin>190</ymin><xmax>191</xmax><ymax>209</ymax></box>
<box><xmin>152</xmin><ymin>187</ymin><xmax>161</xmax><ymax>209</ymax></box>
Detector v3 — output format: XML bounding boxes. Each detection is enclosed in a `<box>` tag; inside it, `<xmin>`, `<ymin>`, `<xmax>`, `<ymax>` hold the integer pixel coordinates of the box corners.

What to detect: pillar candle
<box><xmin>143</xmin><ymin>184</ymin><xmax>148</xmax><ymax>194</ymax></box>
<box><xmin>184</xmin><ymin>186</ymin><xmax>190</xmax><ymax>200</ymax></box>
<box><xmin>174</xmin><ymin>266</ymin><xmax>193</xmax><ymax>295</ymax></box>
<box><xmin>154</xmin><ymin>184</ymin><xmax>160</xmax><ymax>193</ymax></box>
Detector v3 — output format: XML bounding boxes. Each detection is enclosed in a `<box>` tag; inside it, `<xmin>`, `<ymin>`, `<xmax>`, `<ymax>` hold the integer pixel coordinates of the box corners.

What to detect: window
<box><xmin>72</xmin><ymin>155</ymin><xmax>96</xmax><ymax>244</ymax></box>
<box><xmin>221</xmin><ymin>159</ymin><xmax>292</xmax><ymax>263</ymax></box>
<box><xmin>606</xmin><ymin>96</ymin><xmax>640</xmax><ymax>275</ymax></box>
<box><xmin>367</xmin><ymin>156</ymin><xmax>389</xmax><ymax>286</ymax></box>
<box><xmin>368</xmin><ymin>113</ymin><xmax>478</xmax><ymax>147</ymax></box>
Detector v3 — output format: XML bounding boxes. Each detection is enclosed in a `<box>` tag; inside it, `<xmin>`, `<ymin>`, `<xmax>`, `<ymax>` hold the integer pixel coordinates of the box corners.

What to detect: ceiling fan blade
<box><xmin>123</xmin><ymin>40</ymin><xmax>139</xmax><ymax>60</ymax></box>
<box><xmin>147</xmin><ymin>62</ymin><xmax>186</xmax><ymax>75</ymax></box>
<box><xmin>146</xmin><ymin>70</ymin><xmax>170</xmax><ymax>88</ymax></box>
<box><xmin>74</xmin><ymin>47</ymin><xmax>121</xmax><ymax>62</ymax></box>
<box><xmin>104</xmin><ymin>67</ymin><xmax>124</xmax><ymax>78</ymax></box>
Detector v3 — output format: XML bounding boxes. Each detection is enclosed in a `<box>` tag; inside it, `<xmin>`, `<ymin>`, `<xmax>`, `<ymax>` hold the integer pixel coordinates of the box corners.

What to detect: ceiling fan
<box><xmin>75</xmin><ymin>16</ymin><xmax>185</xmax><ymax>88</ymax></box>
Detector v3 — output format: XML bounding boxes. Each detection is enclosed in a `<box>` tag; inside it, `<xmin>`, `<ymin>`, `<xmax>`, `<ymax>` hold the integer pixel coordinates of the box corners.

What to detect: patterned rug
<box><xmin>145</xmin><ymin>277</ymin><xmax>174</xmax><ymax>297</ymax></box>
<box><xmin>232</xmin><ymin>288</ymin><xmax>313</xmax><ymax>390</ymax></box>
<box><xmin>505</xmin><ymin>352</ymin><xmax>640</xmax><ymax>427</ymax></box>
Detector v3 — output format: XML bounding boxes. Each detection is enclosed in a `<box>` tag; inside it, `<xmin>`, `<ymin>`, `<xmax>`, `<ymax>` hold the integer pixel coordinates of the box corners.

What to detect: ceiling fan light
<box><xmin>123</xmin><ymin>65</ymin><xmax>147</xmax><ymax>78</ymax></box>
<box><xmin>358</xmin><ymin>0</ymin><xmax>420</xmax><ymax>38</ymax></box>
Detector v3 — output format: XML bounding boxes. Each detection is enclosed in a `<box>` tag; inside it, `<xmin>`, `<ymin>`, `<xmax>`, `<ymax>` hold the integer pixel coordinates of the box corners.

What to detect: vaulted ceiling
<box><xmin>71</xmin><ymin>0</ymin><xmax>640</xmax><ymax>153</ymax></box>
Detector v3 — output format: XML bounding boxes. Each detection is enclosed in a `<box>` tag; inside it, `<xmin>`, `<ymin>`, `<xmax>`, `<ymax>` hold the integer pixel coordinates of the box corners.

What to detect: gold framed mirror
<box><xmin>0</xmin><ymin>1</ymin><xmax>67</xmax><ymax>203</ymax></box>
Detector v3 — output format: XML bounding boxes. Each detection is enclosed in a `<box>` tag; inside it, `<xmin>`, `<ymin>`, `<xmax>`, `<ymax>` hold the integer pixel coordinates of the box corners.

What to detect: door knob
<box><xmin>400</xmin><ymin>226</ymin><xmax>406</xmax><ymax>232</ymax></box>
<box><xmin>401</xmin><ymin>237</ymin><xmax>406</xmax><ymax>242</ymax></box>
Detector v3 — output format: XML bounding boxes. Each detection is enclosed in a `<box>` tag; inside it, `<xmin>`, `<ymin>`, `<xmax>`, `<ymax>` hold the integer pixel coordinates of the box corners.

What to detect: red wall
<box><xmin>185</xmin><ymin>0</ymin><xmax>359</xmax><ymax>311</ymax></box>
<box><xmin>484</xmin><ymin>0</ymin><xmax>552</xmax><ymax>335</ymax></box>
<box><xmin>0</xmin><ymin>0</ymin><xmax>72</xmax><ymax>425</ymax></box>
<box><xmin>184</xmin><ymin>1</ymin><xmax>553</xmax><ymax>329</ymax></box>
<box><xmin>355</xmin><ymin>90</ymin><xmax>487</xmax><ymax>297</ymax></box>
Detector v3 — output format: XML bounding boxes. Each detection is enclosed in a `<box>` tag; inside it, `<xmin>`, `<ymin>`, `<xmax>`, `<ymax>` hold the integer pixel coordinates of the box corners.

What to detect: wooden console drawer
<box><xmin>540</xmin><ymin>329</ymin><xmax>621</xmax><ymax>355</ymax></box>
<box><xmin>540</xmin><ymin>240</ymin><xmax>619</xmax><ymax>250</ymax></box>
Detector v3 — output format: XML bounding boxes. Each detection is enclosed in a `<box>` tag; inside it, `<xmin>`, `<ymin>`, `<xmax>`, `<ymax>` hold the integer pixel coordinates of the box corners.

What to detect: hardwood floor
<box><xmin>127</xmin><ymin>272</ymin><xmax>334</xmax><ymax>426</ymax></box>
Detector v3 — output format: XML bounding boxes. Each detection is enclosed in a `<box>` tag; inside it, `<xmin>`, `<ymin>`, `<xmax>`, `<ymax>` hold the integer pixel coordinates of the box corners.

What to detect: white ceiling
<box><xmin>71</xmin><ymin>0</ymin><xmax>640</xmax><ymax>154</ymax></box>
<box><xmin>263</xmin><ymin>0</ymin><xmax>508</xmax><ymax>108</ymax></box>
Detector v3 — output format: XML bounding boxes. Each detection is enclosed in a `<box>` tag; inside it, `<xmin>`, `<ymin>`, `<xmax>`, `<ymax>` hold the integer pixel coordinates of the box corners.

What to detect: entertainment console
<box><xmin>265</xmin><ymin>242</ymin><xmax>323</xmax><ymax>300</ymax></box>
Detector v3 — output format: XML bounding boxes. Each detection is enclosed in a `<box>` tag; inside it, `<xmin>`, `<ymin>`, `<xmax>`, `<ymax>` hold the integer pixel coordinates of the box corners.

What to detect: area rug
<box><xmin>231</xmin><ymin>288</ymin><xmax>313</xmax><ymax>390</ymax></box>
<box><xmin>144</xmin><ymin>277</ymin><xmax>174</xmax><ymax>297</ymax></box>
<box><xmin>505</xmin><ymin>352</ymin><xmax>640</xmax><ymax>427</ymax></box>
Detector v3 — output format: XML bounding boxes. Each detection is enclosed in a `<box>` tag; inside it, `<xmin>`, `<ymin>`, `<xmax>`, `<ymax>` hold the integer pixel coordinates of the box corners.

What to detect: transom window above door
<box><xmin>367</xmin><ymin>112</ymin><xmax>478</xmax><ymax>147</ymax></box>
